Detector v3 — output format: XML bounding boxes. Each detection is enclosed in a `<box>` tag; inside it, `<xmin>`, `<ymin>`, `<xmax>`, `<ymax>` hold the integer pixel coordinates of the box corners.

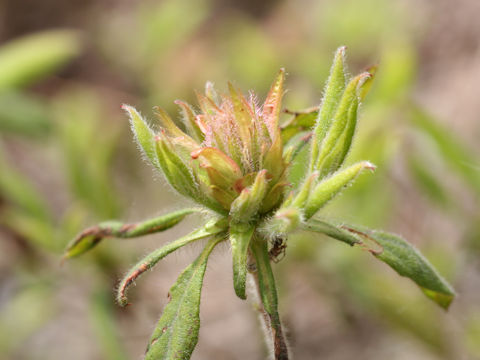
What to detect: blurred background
<box><xmin>0</xmin><ymin>0</ymin><xmax>479</xmax><ymax>359</ymax></box>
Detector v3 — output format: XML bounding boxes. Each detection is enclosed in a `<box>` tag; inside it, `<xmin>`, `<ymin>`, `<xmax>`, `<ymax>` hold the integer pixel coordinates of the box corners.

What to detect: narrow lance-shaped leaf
<box><xmin>123</xmin><ymin>105</ymin><xmax>159</xmax><ymax>170</ymax></box>
<box><xmin>63</xmin><ymin>208</ymin><xmax>199</xmax><ymax>260</ymax></box>
<box><xmin>314</xmin><ymin>72</ymin><xmax>371</xmax><ymax>173</ymax></box>
<box><xmin>304</xmin><ymin>161</ymin><xmax>376</xmax><ymax>219</ymax></box>
<box><xmin>303</xmin><ymin>219</ymin><xmax>456</xmax><ymax>309</ymax></box>
<box><xmin>145</xmin><ymin>235</ymin><xmax>224</xmax><ymax>360</ymax></box>
<box><xmin>251</xmin><ymin>238</ymin><xmax>289</xmax><ymax>360</ymax></box>
<box><xmin>117</xmin><ymin>218</ymin><xmax>227</xmax><ymax>306</ymax></box>
<box><xmin>316</xmin><ymin>96</ymin><xmax>359</xmax><ymax>176</ymax></box>
<box><xmin>310</xmin><ymin>46</ymin><xmax>347</xmax><ymax>172</ymax></box>
<box><xmin>229</xmin><ymin>223</ymin><xmax>255</xmax><ymax>299</ymax></box>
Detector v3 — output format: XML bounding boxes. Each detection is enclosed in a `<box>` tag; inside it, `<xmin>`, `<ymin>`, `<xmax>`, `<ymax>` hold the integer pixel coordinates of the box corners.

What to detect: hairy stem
<box><xmin>250</xmin><ymin>238</ymin><xmax>289</xmax><ymax>360</ymax></box>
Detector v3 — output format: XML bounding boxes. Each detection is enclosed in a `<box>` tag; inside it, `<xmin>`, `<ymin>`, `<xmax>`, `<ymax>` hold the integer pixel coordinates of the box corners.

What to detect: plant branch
<box><xmin>250</xmin><ymin>238</ymin><xmax>289</xmax><ymax>360</ymax></box>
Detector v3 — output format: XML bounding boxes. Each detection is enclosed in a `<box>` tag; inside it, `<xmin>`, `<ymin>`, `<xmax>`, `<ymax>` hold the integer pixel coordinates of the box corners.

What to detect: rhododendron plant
<box><xmin>64</xmin><ymin>47</ymin><xmax>455</xmax><ymax>360</ymax></box>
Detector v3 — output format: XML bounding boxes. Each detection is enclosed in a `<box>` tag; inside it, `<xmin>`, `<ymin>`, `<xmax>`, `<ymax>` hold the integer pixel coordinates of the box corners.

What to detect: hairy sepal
<box><xmin>123</xmin><ymin>104</ymin><xmax>160</xmax><ymax>170</ymax></box>
<box><xmin>230</xmin><ymin>170</ymin><xmax>269</xmax><ymax>223</ymax></box>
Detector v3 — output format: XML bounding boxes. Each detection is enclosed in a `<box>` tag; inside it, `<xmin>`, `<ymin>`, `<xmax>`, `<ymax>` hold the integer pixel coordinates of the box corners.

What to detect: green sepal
<box><xmin>117</xmin><ymin>219</ymin><xmax>227</xmax><ymax>307</ymax></box>
<box><xmin>310</xmin><ymin>46</ymin><xmax>347</xmax><ymax>171</ymax></box>
<box><xmin>123</xmin><ymin>104</ymin><xmax>159</xmax><ymax>170</ymax></box>
<box><xmin>155</xmin><ymin>132</ymin><xmax>198</xmax><ymax>199</ymax></box>
<box><xmin>63</xmin><ymin>208</ymin><xmax>198</xmax><ymax>260</ymax></box>
<box><xmin>262</xmin><ymin>68</ymin><xmax>285</xmax><ymax>137</ymax></box>
<box><xmin>262</xmin><ymin>130</ymin><xmax>285</xmax><ymax>182</ymax></box>
<box><xmin>191</xmin><ymin>147</ymin><xmax>242</xmax><ymax>184</ymax></box>
<box><xmin>228</xmin><ymin>82</ymin><xmax>253</xmax><ymax>147</ymax></box>
<box><xmin>145</xmin><ymin>236</ymin><xmax>224</xmax><ymax>360</ymax></box>
<box><xmin>229</xmin><ymin>223</ymin><xmax>256</xmax><ymax>299</ymax></box>
<box><xmin>303</xmin><ymin>219</ymin><xmax>455</xmax><ymax>309</ymax></box>
<box><xmin>304</xmin><ymin>161</ymin><xmax>375</xmax><ymax>219</ymax></box>
<box><xmin>230</xmin><ymin>170</ymin><xmax>269</xmax><ymax>223</ymax></box>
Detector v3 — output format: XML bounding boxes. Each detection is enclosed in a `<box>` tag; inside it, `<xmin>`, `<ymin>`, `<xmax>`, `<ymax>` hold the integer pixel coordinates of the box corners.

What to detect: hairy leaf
<box><xmin>145</xmin><ymin>236</ymin><xmax>224</xmax><ymax>360</ymax></box>
<box><xmin>64</xmin><ymin>209</ymin><xmax>199</xmax><ymax>260</ymax></box>
<box><xmin>117</xmin><ymin>219</ymin><xmax>227</xmax><ymax>306</ymax></box>
<box><xmin>303</xmin><ymin>219</ymin><xmax>455</xmax><ymax>309</ymax></box>
<box><xmin>304</xmin><ymin>161</ymin><xmax>375</xmax><ymax>219</ymax></box>
<box><xmin>229</xmin><ymin>223</ymin><xmax>255</xmax><ymax>299</ymax></box>
<box><xmin>310</xmin><ymin>46</ymin><xmax>347</xmax><ymax>170</ymax></box>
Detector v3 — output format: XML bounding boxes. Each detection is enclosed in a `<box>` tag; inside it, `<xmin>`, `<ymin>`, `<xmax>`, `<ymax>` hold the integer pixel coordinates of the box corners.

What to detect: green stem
<box><xmin>250</xmin><ymin>237</ymin><xmax>289</xmax><ymax>360</ymax></box>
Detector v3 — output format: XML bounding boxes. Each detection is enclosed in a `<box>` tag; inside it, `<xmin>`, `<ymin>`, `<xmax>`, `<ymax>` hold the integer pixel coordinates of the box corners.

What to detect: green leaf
<box><xmin>64</xmin><ymin>208</ymin><xmax>199</xmax><ymax>260</ymax></box>
<box><xmin>117</xmin><ymin>219</ymin><xmax>227</xmax><ymax>306</ymax></box>
<box><xmin>0</xmin><ymin>92</ymin><xmax>51</xmax><ymax>137</ymax></box>
<box><xmin>145</xmin><ymin>236</ymin><xmax>224</xmax><ymax>360</ymax></box>
<box><xmin>303</xmin><ymin>219</ymin><xmax>455</xmax><ymax>309</ymax></box>
<box><xmin>89</xmin><ymin>291</ymin><xmax>129</xmax><ymax>360</ymax></box>
<box><xmin>310</xmin><ymin>46</ymin><xmax>347</xmax><ymax>170</ymax></box>
<box><xmin>123</xmin><ymin>104</ymin><xmax>159</xmax><ymax>170</ymax></box>
<box><xmin>304</xmin><ymin>161</ymin><xmax>375</xmax><ymax>219</ymax></box>
<box><xmin>229</xmin><ymin>223</ymin><xmax>255</xmax><ymax>299</ymax></box>
<box><xmin>0</xmin><ymin>30</ymin><xmax>82</xmax><ymax>90</ymax></box>
<box><xmin>314</xmin><ymin>72</ymin><xmax>371</xmax><ymax>174</ymax></box>
<box><xmin>409</xmin><ymin>104</ymin><xmax>480</xmax><ymax>195</ymax></box>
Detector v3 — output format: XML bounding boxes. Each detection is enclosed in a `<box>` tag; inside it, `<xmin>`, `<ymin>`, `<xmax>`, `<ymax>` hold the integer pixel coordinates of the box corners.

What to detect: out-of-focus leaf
<box><xmin>304</xmin><ymin>219</ymin><xmax>455</xmax><ymax>309</ymax></box>
<box><xmin>52</xmin><ymin>88</ymin><xmax>121</xmax><ymax>219</ymax></box>
<box><xmin>0</xmin><ymin>92</ymin><xmax>51</xmax><ymax>137</ymax></box>
<box><xmin>407</xmin><ymin>155</ymin><xmax>451</xmax><ymax>207</ymax></box>
<box><xmin>0</xmin><ymin>284</ymin><xmax>53</xmax><ymax>355</ymax></box>
<box><xmin>0</xmin><ymin>209</ymin><xmax>58</xmax><ymax>253</ymax></box>
<box><xmin>145</xmin><ymin>236</ymin><xmax>223</xmax><ymax>360</ymax></box>
<box><xmin>89</xmin><ymin>291</ymin><xmax>129</xmax><ymax>360</ymax></box>
<box><xmin>409</xmin><ymin>104</ymin><xmax>480</xmax><ymax>195</ymax></box>
<box><xmin>0</xmin><ymin>30</ymin><xmax>82</xmax><ymax>90</ymax></box>
<box><xmin>0</xmin><ymin>150</ymin><xmax>50</xmax><ymax>220</ymax></box>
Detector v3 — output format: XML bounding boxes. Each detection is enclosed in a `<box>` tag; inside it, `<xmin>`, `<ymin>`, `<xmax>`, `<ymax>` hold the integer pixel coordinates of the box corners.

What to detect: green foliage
<box><xmin>0</xmin><ymin>30</ymin><xmax>82</xmax><ymax>90</ymax></box>
<box><xmin>303</xmin><ymin>219</ymin><xmax>455</xmax><ymax>309</ymax></box>
<box><xmin>145</xmin><ymin>236</ymin><xmax>223</xmax><ymax>360</ymax></box>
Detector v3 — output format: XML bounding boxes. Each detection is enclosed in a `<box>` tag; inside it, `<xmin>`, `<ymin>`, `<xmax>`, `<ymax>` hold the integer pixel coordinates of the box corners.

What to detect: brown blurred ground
<box><xmin>0</xmin><ymin>0</ymin><xmax>479</xmax><ymax>360</ymax></box>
